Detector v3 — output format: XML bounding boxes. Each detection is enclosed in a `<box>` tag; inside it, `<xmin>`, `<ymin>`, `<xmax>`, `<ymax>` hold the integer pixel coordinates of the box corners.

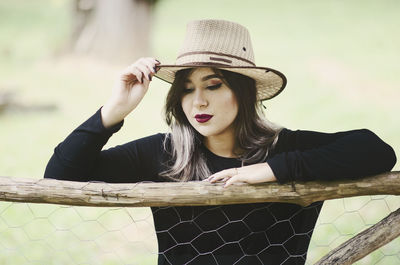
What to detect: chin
<box><xmin>196</xmin><ymin>128</ymin><xmax>227</xmax><ymax>138</ymax></box>
<box><xmin>195</xmin><ymin>130</ymin><xmax>213</xmax><ymax>137</ymax></box>
<box><xmin>192</xmin><ymin>127</ymin><xmax>214</xmax><ymax>137</ymax></box>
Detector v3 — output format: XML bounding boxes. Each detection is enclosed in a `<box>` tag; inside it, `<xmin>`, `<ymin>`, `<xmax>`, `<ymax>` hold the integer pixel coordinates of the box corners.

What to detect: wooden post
<box><xmin>314</xmin><ymin>207</ymin><xmax>400</xmax><ymax>265</ymax></box>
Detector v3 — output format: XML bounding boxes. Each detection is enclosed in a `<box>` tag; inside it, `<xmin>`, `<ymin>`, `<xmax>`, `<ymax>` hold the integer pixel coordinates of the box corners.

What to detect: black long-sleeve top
<box><xmin>44</xmin><ymin>108</ymin><xmax>396</xmax><ymax>265</ymax></box>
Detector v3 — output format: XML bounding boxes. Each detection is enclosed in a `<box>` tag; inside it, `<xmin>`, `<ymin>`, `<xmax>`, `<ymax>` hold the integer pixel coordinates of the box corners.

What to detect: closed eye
<box><xmin>183</xmin><ymin>87</ymin><xmax>194</xmax><ymax>94</ymax></box>
<box><xmin>207</xmin><ymin>83</ymin><xmax>222</xmax><ymax>90</ymax></box>
<box><xmin>183</xmin><ymin>83</ymin><xmax>222</xmax><ymax>93</ymax></box>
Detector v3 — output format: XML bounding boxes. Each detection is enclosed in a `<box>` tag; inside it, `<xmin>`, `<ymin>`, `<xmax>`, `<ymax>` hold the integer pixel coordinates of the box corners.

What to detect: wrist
<box><xmin>263</xmin><ymin>162</ymin><xmax>277</xmax><ymax>182</ymax></box>
<box><xmin>101</xmin><ymin>101</ymin><xmax>128</xmax><ymax>128</ymax></box>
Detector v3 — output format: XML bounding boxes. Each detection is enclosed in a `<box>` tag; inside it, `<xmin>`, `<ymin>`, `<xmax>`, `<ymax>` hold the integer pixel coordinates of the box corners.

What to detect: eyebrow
<box><xmin>184</xmin><ymin>74</ymin><xmax>223</xmax><ymax>83</ymax></box>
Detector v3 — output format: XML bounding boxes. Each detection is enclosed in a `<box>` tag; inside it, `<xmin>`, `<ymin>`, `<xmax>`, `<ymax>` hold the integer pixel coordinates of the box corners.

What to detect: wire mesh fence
<box><xmin>0</xmin><ymin>194</ymin><xmax>399</xmax><ymax>264</ymax></box>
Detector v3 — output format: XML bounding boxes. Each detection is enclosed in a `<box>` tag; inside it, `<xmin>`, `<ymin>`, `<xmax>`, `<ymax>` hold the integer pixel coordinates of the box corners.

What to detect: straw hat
<box><xmin>154</xmin><ymin>19</ymin><xmax>287</xmax><ymax>101</ymax></box>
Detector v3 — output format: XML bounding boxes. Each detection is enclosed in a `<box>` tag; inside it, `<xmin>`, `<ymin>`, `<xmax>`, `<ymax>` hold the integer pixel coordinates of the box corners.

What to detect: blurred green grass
<box><xmin>0</xmin><ymin>0</ymin><xmax>399</xmax><ymax>264</ymax></box>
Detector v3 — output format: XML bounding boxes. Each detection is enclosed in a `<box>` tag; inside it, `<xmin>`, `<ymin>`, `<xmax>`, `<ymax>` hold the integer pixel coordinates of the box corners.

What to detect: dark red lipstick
<box><xmin>195</xmin><ymin>114</ymin><xmax>213</xmax><ymax>123</ymax></box>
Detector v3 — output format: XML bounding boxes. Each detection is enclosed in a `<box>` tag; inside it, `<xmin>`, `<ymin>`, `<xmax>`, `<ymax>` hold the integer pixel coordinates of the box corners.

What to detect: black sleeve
<box><xmin>267</xmin><ymin>128</ymin><xmax>397</xmax><ymax>183</ymax></box>
<box><xmin>44</xmin><ymin>107</ymin><xmax>166</xmax><ymax>183</ymax></box>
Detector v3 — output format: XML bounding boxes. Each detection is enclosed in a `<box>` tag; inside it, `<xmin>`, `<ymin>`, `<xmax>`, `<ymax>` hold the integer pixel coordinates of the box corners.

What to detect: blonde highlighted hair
<box><xmin>160</xmin><ymin>68</ymin><xmax>282</xmax><ymax>181</ymax></box>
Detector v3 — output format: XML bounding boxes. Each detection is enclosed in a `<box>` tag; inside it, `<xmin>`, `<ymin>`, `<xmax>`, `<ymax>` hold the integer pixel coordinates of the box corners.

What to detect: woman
<box><xmin>45</xmin><ymin>19</ymin><xmax>396</xmax><ymax>265</ymax></box>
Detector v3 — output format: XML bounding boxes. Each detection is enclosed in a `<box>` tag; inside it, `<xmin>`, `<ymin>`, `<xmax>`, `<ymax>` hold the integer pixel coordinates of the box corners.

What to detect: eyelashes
<box><xmin>207</xmin><ymin>83</ymin><xmax>222</xmax><ymax>90</ymax></box>
<box><xmin>183</xmin><ymin>88</ymin><xmax>194</xmax><ymax>94</ymax></box>
<box><xmin>183</xmin><ymin>83</ymin><xmax>222</xmax><ymax>93</ymax></box>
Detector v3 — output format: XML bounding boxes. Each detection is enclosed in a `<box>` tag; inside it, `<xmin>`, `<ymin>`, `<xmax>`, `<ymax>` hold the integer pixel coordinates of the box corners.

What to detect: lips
<box><xmin>195</xmin><ymin>114</ymin><xmax>213</xmax><ymax>123</ymax></box>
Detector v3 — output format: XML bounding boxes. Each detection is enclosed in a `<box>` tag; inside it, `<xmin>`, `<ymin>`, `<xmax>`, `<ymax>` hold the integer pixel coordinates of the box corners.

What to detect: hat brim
<box><xmin>154</xmin><ymin>64</ymin><xmax>287</xmax><ymax>101</ymax></box>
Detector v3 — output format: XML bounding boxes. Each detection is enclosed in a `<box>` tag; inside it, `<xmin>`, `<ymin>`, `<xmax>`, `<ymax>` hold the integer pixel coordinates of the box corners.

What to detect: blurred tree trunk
<box><xmin>71</xmin><ymin>0</ymin><xmax>155</xmax><ymax>64</ymax></box>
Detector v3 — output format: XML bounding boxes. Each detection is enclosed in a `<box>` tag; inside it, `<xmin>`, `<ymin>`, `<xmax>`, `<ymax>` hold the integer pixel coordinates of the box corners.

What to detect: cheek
<box><xmin>231</xmin><ymin>103</ymin><xmax>239</xmax><ymax>122</ymax></box>
<box><xmin>227</xmin><ymin>98</ymin><xmax>239</xmax><ymax>125</ymax></box>
<box><xmin>231</xmin><ymin>97</ymin><xmax>239</xmax><ymax>111</ymax></box>
<box><xmin>181</xmin><ymin>96</ymin><xmax>190</xmax><ymax>117</ymax></box>
<box><xmin>224</xmin><ymin>94</ymin><xmax>239</xmax><ymax>116</ymax></box>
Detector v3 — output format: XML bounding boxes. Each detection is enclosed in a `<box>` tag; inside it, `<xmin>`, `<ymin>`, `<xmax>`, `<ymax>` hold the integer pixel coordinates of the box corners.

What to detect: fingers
<box><xmin>203</xmin><ymin>167</ymin><xmax>246</xmax><ymax>188</ymax></box>
<box><xmin>122</xmin><ymin>65</ymin><xmax>142</xmax><ymax>83</ymax></box>
<box><xmin>137</xmin><ymin>59</ymin><xmax>157</xmax><ymax>82</ymax></box>
<box><xmin>204</xmin><ymin>167</ymin><xmax>238</xmax><ymax>183</ymax></box>
<box><xmin>122</xmin><ymin>57</ymin><xmax>161</xmax><ymax>84</ymax></box>
<box><xmin>203</xmin><ymin>163</ymin><xmax>276</xmax><ymax>188</ymax></box>
<box><xmin>144</xmin><ymin>57</ymin><xmax>161</xmax><ymax>80</ymax></box>
<box><xmin>224</xmin><ymin>174</ymin><xmax>245</xmax><ymax>188</ymax></box>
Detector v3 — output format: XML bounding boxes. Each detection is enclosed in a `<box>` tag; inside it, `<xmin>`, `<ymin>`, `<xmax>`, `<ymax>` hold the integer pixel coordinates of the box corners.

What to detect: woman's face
<box><xmin>181</xmin><ymin>68</ymin><xmax>239</xmax><ymax>138</ymax></box>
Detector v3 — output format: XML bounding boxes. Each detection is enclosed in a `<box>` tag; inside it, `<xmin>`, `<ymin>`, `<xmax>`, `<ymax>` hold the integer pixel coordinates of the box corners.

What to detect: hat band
<box><xmin>177</xmin><ymin>51</ymin><xmax>255</xmax><ymax>66</ymax></box>
<box><xmin>179</xmin><ymin>61</ymin><xmax>232</xmax><ymax>67</ymax></box>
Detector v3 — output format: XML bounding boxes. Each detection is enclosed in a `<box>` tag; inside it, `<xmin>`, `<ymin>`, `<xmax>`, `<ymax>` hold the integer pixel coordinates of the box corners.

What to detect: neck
<box><xmin>204</xmin><ymin>131</ymin><xmax>239</xmax><ymax>158</ymax></box>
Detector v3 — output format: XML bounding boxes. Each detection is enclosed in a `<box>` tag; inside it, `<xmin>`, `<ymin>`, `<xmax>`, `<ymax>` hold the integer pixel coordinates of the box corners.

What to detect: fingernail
<box><xmin>155</xmin><ymin>59</ymin><xmax>160</xmax><ymax>64</ymax></box>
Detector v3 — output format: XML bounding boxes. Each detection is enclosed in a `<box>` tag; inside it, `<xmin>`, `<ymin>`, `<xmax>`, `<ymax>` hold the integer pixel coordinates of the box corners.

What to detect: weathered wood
<box><xmin>314</xmin><ymin>207</ymin><xmax>400</xmax><ymax>265</ymax></box>
<box><xmin>0</xmin><ymin>171</ymin><xmax>399</xmax><ymax>207</ymax></box>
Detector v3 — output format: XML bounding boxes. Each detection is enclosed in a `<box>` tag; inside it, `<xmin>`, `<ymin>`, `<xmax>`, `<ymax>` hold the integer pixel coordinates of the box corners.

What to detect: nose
<box><xmin>193</xmin><ymin>89</ymin><xmax>208</xmax><ymax>108</ymax></box>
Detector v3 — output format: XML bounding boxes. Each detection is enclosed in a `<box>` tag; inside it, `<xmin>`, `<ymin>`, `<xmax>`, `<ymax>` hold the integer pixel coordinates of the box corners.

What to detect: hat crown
<box><xmin>176</xmin><ymin>19</ymin><xmax>255</xmax><ymax>66</ymax></box>
<box><xmin>154</xmin><ymin>19</ymin><xmax>287</xmax><ymax>101</ymax></box>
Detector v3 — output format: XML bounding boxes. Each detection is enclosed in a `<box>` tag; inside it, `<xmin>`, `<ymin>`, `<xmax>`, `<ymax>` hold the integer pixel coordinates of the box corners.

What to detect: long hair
<box><xmin>160</xmin><ymin>67</ymin><xmax>283</xmax><ymax>181</ymax></box>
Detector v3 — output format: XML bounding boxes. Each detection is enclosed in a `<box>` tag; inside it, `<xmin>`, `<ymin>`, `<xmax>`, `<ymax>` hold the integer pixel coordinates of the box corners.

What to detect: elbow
<box><xmin>44</xmin><ymin>168</ymin><xmax>58</xmax><ymax>180</ymax></box>
<box><xmin>43</xmin><ymin>153</ymin><xmax>73</xmax><ymax>181</ymax></box>
<box><xmin>44</xmin><ymin>163</ymin><xmax>63</xmax><ymax>180</ymax></box>
<box><xmin>361</xmin><ymin>129</ymin><xmax>397</xmax><ymax>172</ymax></box>
<box><xmin>384</xmin><ymin>145</ymin><xmax>397</xmax><ymax>172</ymax></box>
<box><xmin>379</xmin><ymin>143</ymin><xmax>397</xmax><ymax>172</ymax></box>
<box><xmin>44</xmin><ymin>153</ymin><xmax>92</xmax><ymax>182</ymax></box>
<box><xmin>44</xmin><ymin>155</ymin><xmax>58</xmax><ymax>179</ymax></box>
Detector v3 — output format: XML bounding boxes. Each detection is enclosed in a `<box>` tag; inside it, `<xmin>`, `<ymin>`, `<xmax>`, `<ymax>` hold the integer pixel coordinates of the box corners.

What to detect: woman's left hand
<box><xmin>203</xmin><ymin>162</ymin><xmax>277</xmax><ymax>188</ymax></box>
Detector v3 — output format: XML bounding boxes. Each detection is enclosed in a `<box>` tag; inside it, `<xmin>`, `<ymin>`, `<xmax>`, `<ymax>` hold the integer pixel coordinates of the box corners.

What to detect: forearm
<box><xmin>267</xmin><ymin>129</ymin><xmax>397</xmax><ymax>183</ymax></box>
<box><xmin>44</xmin><ymin>108</ymin><xmax>123</xmax><ymax>181</ymax></box>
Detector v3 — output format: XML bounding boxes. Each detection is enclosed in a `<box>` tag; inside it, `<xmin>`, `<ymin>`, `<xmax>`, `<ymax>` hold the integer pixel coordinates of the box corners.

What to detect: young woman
<box><xmin>45</xmin><ymin>19</ymin><xmax>396</xmax><ymax>265</ymax></box>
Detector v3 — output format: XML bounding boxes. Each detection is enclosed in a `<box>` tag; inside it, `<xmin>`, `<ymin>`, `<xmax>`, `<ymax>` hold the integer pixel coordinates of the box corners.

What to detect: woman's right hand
<box><xmin>101</xmin><ymin>57</ymin><xmax>160</xmax><ymax>128</ymax></box>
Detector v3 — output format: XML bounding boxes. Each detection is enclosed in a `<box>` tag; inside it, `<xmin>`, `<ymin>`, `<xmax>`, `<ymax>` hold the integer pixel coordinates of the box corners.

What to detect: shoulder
<box><xmin>115</xmin><ymin>132</ymin><xmax>171</xmax><ymax>168</ymax></box>
<box><xmin>134</xmin><ymin>132</ymin><xmax>168</xmax><ymax>144</ymax></box>
<box><xmin>111</xmin><ymin>133</ymin><xmax>168</xmax><ymax>155</ymax></box>
<box><xmin>126</xmin><ymin>133</ymin><xmax>169</xmax><ymax>152</ymax></box>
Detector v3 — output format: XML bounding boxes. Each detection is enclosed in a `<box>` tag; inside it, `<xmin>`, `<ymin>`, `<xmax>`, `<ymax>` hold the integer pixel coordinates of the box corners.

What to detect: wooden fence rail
<box><xmin>0</xmin><ymin>171</ymin><xmax>399</xmax><ymax>265</ymax></box>
<box><xmin>0</xmin><ymin>172</ymin><xmax>399</xmax><ymax>207</ymax></box>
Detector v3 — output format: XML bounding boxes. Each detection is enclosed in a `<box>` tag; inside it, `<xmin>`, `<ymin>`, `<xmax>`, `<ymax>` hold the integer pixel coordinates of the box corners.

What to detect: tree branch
<box><xmin>314</xmin><ymin>207</ymin><xmax>400</xmax><ymax>265</ymax></box>
<box><xmin>0</xmin><ymin>171</ymin><xmax>399</xmax><ymax>207</ymax></box>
